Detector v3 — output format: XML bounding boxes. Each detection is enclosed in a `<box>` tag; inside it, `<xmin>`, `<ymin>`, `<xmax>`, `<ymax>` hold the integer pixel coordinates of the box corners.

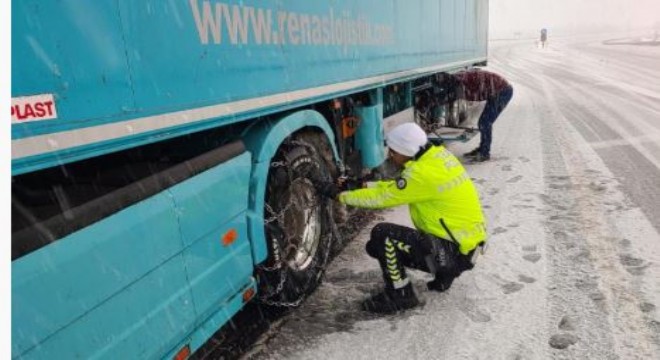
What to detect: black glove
<box><xmin>339</xmin><ymin>172</ymin><xmax>373</xmax><ymax>191</ymax></box>
<box><xmin>316</xmin><ymin>181</ymin><xmax>341</xmax><ymax>199</ymax></box>
<box><xmin>341</xmin><ymin>177</ymin><xmax>363</xmax><ymax>191</ymax></box>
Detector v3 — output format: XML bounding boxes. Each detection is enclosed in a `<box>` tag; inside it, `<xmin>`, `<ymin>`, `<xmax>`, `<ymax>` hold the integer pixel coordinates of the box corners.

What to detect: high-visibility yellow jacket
<box><xmin>338</xmin><ymin>145</ymin><xmax>487</xmax><ymax>254</ymax></box>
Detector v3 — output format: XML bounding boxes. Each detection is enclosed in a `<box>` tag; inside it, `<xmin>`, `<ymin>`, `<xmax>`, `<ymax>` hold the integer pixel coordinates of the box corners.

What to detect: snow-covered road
<box><xmin>249</xmin><ymin>36</ymin><xmax>660</xmax><ymax>360</ymax></box>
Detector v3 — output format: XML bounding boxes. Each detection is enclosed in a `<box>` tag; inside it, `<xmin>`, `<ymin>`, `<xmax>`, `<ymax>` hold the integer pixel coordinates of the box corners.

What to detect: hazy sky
<box><xmin>489</xmin><ymin>0</ymin><xmax>660</xmax><ymax>38</ymax></box>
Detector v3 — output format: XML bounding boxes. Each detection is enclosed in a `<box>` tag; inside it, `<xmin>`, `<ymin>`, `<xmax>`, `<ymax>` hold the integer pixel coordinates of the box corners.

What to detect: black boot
<box><xmin>463</xmin><ymin>148</ymin><xmax>480</xmax><ymax>157</ymax></box>
<box><xmin>361</xmin><ymin>283</ymin><xmax>419</xmax><ymax>314</ymax></box>
<box><xmin>472</xmin><ymin>153</ymin><xmax>490</xmax><ymax>162</ymax></box>
<box><xmin>426</xmin><ymin>274</ymin><xmax>455</xmax><ymax>292</ymax></box>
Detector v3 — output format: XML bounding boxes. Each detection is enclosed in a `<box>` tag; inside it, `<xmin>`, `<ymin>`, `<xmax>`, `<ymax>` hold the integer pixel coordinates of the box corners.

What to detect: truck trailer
<box><xmin>11</xmin><ymin>0</ymin><xmax>489</xmax><ymax>358</ymax></box>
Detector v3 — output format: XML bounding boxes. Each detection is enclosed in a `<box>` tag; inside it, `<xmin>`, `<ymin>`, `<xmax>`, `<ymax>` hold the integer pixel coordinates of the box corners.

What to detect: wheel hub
<box><xmin>280</xmin><ymin>177</ymin><xmax>322</xmax><ymax>271</ymax></box>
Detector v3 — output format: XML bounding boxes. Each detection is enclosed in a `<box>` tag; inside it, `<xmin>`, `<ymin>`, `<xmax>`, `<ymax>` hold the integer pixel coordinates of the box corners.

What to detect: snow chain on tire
<box><xmin>257</xmin><ymin>138</ymin><xmax>338</xmax><ymax>308</ymax></box>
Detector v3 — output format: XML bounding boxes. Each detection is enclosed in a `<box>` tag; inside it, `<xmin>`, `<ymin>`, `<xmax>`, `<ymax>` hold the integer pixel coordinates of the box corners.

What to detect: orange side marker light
<box><xmin>222</xmin><ymin>229</ymin><xmax>238</xmax><ymax>246</ymax></box>
<box><xmin>173</xmin><ymin>345</ymin><xmax>190</xmax><ymax>360</ymax></box>
<box><xmin>243</xmin><ymin>287</ymin><xmax>256</xmax><ymax>303</ymax></box>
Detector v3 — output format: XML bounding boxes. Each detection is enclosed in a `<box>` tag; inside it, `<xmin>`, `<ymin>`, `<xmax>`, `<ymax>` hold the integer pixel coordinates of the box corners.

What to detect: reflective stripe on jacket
<box><xmin>338</xmin><ymin>145</ymin><xmax>487</xmax><ymax>254</ymax></box>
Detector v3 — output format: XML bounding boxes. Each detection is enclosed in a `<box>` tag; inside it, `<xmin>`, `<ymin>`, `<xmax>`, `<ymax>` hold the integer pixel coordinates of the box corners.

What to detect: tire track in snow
<box><xmin>492</xmin><ymin>38</ymin><xmax>660</xmax><ymax>358</ymax></box>
<box><xmin>538</xmin><ymin>75</ymin><xmax>660</xmax><ymax>359</ymax></box>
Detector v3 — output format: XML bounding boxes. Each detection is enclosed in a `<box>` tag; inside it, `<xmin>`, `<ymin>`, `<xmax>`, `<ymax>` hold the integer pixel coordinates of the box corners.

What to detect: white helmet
<box><xmin>386</xmin><ymin>122</ymin><xmax>428</xmax><ymax>157</ymax></box>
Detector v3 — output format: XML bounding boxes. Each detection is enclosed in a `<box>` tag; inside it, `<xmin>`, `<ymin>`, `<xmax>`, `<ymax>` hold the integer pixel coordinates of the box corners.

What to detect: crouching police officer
<box><xmin>318</xmin><ymin>122</ymin><xmax>488</xmax><ymax>314</ymax></box>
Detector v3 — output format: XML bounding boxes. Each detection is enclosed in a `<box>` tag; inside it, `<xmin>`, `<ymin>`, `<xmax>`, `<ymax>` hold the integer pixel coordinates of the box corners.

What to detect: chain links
<box><xmin>257</xmin><ymin>144</ymin><xmax>337</xmax><ymax>308</ymax></box>
<box><xmin>270</xmin><ymin>160</ymin><xmax>287</xmax><ymax>168</ymax></box>
<box><xmin>264</xmin><ymin>202</ymin><xmax>293</xmax><ymax>225</ymax></box>
<box><xmin>257</xmin><ymin>200</ymin><xmax>333</xmax><ymax>308</ymax></box>
<box><xmin>258</xmin><ymin>225</ymin><xmax>335</xmax><ymax>308</ymax></box>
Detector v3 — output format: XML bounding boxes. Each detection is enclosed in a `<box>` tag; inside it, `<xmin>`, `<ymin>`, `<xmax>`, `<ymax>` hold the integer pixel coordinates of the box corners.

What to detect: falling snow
<box><xmin>246</xmin><ymin>34</ymin><xmax>660</xmax><ymax>360</ymax></box>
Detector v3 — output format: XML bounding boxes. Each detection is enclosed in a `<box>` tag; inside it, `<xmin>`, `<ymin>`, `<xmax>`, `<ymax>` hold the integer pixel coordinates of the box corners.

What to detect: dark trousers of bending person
<box><xmin>477</xmin><ymin>85</ymin><xmax>513</xmax><ymax>159</ymax></box>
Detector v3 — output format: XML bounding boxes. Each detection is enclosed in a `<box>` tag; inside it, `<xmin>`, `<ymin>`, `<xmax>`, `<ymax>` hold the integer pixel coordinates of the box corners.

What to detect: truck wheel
<box><xmin>457</xmin><ymin>99</ymin><xmax>468</xmax><ymax>124</ymax></box>
<box><xmin>447</xmin><ymin>100</ymin><xmax>467</xmax><ymax>127</ymax></box>
<box><xmin>258</xmin><ymin>135</ymin><xmax>336</xmax><ymax>307</ymax></box>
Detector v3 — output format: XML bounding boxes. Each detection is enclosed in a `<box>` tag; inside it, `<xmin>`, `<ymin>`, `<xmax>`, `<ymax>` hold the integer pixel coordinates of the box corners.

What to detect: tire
<box><xmin>443</xmin><ymin>99</ymin><xmax>468</xmax><ymax>128</ymax></box>
<box><xmin>258</xmin><ymin>134</ymin><xmax>337</xmax><ymax>306</ymax></box>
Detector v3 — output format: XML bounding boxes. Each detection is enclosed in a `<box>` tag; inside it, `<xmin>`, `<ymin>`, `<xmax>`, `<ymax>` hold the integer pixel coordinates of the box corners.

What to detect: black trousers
<box><xmin>366</xmin><ymin>222</ymin><xmax>473</xmax><ymax>289</ymax></box>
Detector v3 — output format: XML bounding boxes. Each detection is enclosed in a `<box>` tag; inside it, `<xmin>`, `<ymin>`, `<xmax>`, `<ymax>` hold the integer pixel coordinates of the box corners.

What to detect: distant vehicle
<box><xmin>540</xmin><ymin>28</ymin><xmax>548</xmax><ymax>48</ymax></box>
<box><xmin>11</xmin><ymin>0</ymin><xmax>488</xmax><ymax>358</ymax></box>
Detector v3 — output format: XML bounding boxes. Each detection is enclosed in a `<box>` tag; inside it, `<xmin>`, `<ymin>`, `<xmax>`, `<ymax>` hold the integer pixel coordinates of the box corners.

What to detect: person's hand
<box><xmin>316</xmin><ymin>181</ymin><xmax>341</xmax><ymax>199</ymax></box>
<box><xmin>337</xmin><ymin>175</ymin><xmax>347</xmax><ymax>189</ymax></box>
<box><xmin>337</xmin><ymin>174</ymin><xmax>365</xmax><ymax>191</ymax></box>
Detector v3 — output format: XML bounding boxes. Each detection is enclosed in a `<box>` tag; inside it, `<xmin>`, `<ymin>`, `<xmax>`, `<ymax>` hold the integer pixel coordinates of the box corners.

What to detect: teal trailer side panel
<box><xmin>11</xmin><ymin>0</ymin><xmax>134</xmax><ymax>133</ymax></box>
<box><xmin>164</xmin><ymin>278</ymin><xmax>258</xmax><ymax>360</ymax></box>
<box><xmin>182</xmin><ymin>218</ymin><xmax>253</xmax><ymax>323</ymax></box>
<box><xmin>171</xmin><ymin>153</ymin><xmax>251</xmax><ymax>247</ymax></box>
<box><xmin>11</xmin><ymin>192</ymin><xmax>194</xmax><ymax>359</ymax></box>
<box><xmin>18</xmin><ymin>255</ymin><xmax>196</xmax><ymax>360</ymax></box>
<box><xmin>12</xmin><ymin>151</ymin><xmax>257</xmax><ymax>359</ymax></box>
<box><xmin>12</xmin><ymin>0</ymin><xmax>489</xmax><ymax>174</ymax></box>
<box><xmin>168</xmin><ymin>152</ymin><xmax>255</xmax><ymax>322</ymax></box>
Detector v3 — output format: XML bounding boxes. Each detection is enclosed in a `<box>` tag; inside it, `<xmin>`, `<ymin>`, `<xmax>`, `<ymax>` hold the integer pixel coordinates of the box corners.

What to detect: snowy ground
<box><xmin>247</xmin><ymin>35</ymin><xmax>660</xmax><ymax>360</ymax></box>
